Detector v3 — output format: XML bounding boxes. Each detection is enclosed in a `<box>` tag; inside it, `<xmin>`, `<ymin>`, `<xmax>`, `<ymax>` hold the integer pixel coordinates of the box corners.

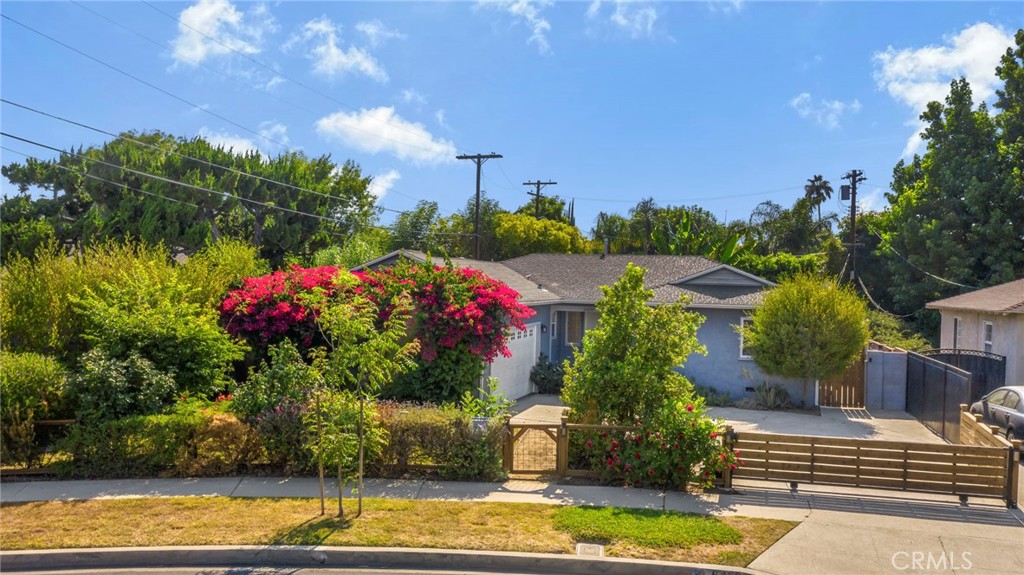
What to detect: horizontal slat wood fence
<box><xmin>729</xmin><ymin>429</ymin><xmax>1017</xmax><ymax>505</ymax></box>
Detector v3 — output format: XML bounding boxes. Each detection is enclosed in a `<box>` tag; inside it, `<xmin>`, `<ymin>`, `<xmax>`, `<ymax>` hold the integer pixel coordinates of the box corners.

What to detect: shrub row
<box><xmin>54</xmin><ymin>399</ymin><xmax>506</xmax><ymax>482</ymax></box>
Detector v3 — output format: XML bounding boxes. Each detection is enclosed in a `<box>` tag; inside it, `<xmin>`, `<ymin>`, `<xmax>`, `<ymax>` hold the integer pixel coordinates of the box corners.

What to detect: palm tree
<box><xmin>803</xmin><ymin>175</ymin><xmax>834</xmax><ymax>223</ymax></box>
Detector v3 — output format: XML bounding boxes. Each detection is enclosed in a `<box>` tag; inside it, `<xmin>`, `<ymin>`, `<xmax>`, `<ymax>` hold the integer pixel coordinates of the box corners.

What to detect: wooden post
<box><xmin>556</xmin><ymin>415</ymin><xmax>569</xmax><ymax>480</ymax></box>
<box><xmin>502</xmin><ymin>416</ymin><xmax>513</xmax><ymax>472</ymax></box>
<box><xmin>1007</xmin><ymin>439</ymin><xmax>1021</xmax><ymax>509</ymax></box>
<box><xmin>721</xmin><ymin>425</ymin><xmax>734</xmax><ymax>490</ymax></box>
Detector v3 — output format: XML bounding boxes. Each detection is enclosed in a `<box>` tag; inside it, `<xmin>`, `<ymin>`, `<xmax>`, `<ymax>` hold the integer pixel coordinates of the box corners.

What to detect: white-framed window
<box><xmin>952</xmin><ymin>317</ymin><xmax>961</xmax><ymax>349</ymax></box>
<box><xmin>982</xmin><ymin>321</ymin><xmax>993</xmax><ymax>354</ymax></box>
<box><xmin>739</xmin><ymin>317</ymin><xmax>753</xmax><ymax>359</ymax></box>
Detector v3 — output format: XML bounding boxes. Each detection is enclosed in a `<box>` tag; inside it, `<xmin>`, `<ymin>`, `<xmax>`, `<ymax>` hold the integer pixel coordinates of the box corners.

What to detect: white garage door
<box><xmin>489</xmin><ymin>324</ymin><xmax>540</xmax><ymax>400</ymax></box>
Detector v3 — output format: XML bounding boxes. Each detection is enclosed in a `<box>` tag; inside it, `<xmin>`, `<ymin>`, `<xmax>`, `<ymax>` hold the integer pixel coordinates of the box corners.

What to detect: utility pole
<box><xmin>841</xmin><ymin>169</ymin><xmax>866</xmax><ymax>283</ymax></box>
<box><xmin>522</xmin><ymin>180</ymin><xmax>557</xmax><ymax>218</ymax></box>
<box><xmin>456</xmin><ymin>152</ymin><xmax>503</xmax><ymax>259</ymax></box>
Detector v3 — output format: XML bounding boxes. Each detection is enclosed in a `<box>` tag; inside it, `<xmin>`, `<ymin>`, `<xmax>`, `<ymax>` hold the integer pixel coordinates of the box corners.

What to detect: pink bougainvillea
<box><xmin>219</xmin><ymin>261</ymin><xmax>535</xmax><ymax>363</ymax></box>
<box><xmin>219</xmin><ymin>265</ymin><xmax>341</xmax><ymax>347</ymax></box>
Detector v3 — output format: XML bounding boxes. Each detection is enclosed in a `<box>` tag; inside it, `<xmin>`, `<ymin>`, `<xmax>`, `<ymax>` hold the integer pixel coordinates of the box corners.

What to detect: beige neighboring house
<box><xmin>926</xmin><ymin>278</ymin><xmax>1024</xmax><ymax>384</ymax></box>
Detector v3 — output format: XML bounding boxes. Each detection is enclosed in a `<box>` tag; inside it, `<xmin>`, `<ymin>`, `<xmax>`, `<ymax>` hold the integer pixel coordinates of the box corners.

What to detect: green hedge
<box><xmin>375</xmin><ymin>403</ymin><xmax>506</xmax><ymax>482</ymax></box>
<box><xmin>0</xmin><ymin>351</ymin><xmax>68</xmax><ymax>467</ymax></box>
<box><xmin>55</xmin><ymin>403</ymin><xmax>261</xmax><ymax>478</ymax></box>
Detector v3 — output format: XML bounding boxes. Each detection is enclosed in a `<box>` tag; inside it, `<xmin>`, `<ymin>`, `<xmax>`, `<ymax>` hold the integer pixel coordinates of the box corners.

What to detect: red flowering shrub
<box><xmin>360</xmin><ymin>261</ymin><xmax>535</xmax><ymax>362</ymax></box>
<box><xmin>579</xmin><ymin>397</ymin><xmax>737</xmax><ymax>490</ymax></box>
<box><xmin>219</xmin><ymin>260</ymin><xmax>535</xmax><ymax>402</ymax></box>
<box><xmin>218</xmin><ymin>265</ymin><xmax>341</xmax><ymax>348</ymax></box>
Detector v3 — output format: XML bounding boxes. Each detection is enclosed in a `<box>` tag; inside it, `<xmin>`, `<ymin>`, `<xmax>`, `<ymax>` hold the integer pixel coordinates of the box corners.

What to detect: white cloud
<box><xmin>257</xmin><ymin>121</ymin><xmax>289</xmax><ymax>147</ymax></box>
<box><xmin>401</xmin><ymin>89</ymin><xmax>427</xmax><ymax>106</ymax></box>
<box><xmin>480</xmin><ymin>1</ymin><xmax>553</xmax><ymax>54</ymax></box>
<box><xmin>789</xmin><ymin>92</ymin><xmax>862</xmax><ymax>130</ymax></box>
<box><xmin>197</xmin><ymin>121</ymin><xmax>288</xmax><ymax>156</ymax></box>
<box><xmin>315</xmin><ymin>107</ymin><xmax>457</xmax><ymax>166</ymax></box>
<box><xmin>873</xmin><ymin>22</ymin><xmax>1014</xmax><ymax>156</ymax></box>
<box><xmin>355</xmin><ymin>19</ymin><xmax>405</xmax><ymax>48</ymax></box>
<box><xmin>435</xmin><ymin>109</ymin><xmax>449</xmax><ymax>129</ymax></box>
<box><xmin>708</xmin><ymin>0</ymin><xmax>744</xmax><ymax>14</ymax></box>
<box><xmin>368</xmin><ymin>169</ymin><xmax>401</xmax><ymax>200</ymax></box>
<box><xmin>586</xmin><ymin>0</ymin><xmax>660</xmax><ymax>40</ymax></box>
<box><xmin>286</xmin><ymin>16</ymin><xmax>388</xmax><ymax>83</ymax></box>
<box><xmin>171</xmin><ymin>0</ymin><xmax>277</xmax><ymax>67</ymax></box>
<box><xmin>198</xmin><ymin>127</ymin><xmax>259</xmax><ymax>155</ymax></box>
<box><xmin>263</xmin><ymin>76</ymin><xmax>285</xmax><ymax>90</ymax></box>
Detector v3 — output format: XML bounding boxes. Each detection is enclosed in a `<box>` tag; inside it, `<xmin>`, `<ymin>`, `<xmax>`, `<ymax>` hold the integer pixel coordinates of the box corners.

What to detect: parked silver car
<box><xmin>970</xmin><ymin>386</ymin><xmax>1024</xmax><ymax>442</ymax></box>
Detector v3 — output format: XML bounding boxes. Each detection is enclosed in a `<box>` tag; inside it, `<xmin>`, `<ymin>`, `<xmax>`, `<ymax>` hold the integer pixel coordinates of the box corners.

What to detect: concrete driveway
<box><xmin>708</xmin><ymin>406</ymin><xmax>945</xmax><ymax>444</ymax></box>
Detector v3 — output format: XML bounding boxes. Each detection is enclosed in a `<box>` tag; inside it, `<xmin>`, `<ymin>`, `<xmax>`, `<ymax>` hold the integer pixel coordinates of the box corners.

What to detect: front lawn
<box><xmin>0</xmin><ymin>497</ymin><xmax>796</xmax><ymax>567</ymax></box>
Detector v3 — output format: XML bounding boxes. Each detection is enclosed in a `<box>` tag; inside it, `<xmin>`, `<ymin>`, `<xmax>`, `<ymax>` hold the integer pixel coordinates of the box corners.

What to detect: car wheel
<box><xmin>1007</xmin><ymin>427</ymin><xmax>1016</xmax><ymax>441</ymax></box>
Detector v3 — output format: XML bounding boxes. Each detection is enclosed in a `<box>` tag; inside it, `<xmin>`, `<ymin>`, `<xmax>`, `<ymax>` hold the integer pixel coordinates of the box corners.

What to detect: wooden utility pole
<box><xmin>523</xmin><ymin>180</ymin><xmax>557</xmax><ymax>218</ymax></box>
<box><xmin>456</xmin><ymin>153</ymin><xmax>503</xmax><ymax>259</ymax></box>
<box><xmin>841</xmin><ymin>169</ymin><xmax>866</xmax><ymax>282</ymax></box>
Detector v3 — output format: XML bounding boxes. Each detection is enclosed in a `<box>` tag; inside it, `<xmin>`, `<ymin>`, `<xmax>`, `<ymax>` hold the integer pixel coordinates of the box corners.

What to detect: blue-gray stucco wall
<box><xmin>679</xmin><ymin>308</ymin><xmax>807</xmax><ymax>405</ymax></box>
<box><xmin>529</xmin><ymin>305</ymin><xmax>553</xmax><ymax>361</ymax></box>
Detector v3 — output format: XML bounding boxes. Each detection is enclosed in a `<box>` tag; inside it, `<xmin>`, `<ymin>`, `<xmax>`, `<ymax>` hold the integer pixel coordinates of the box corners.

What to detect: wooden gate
<box><xmin>726</xmin><ymin>430</ymin><xmax>1018</xmax><ymax>507</ymax></box>
<box><xmin>819</xmin><ymin>351</ymin><xmax>865</xmax><ymax>407</ymax></box>
<box><xmin>504</xmin><ymin>423</ymin><xmax>558</xmax><ymax>474</ymax></box>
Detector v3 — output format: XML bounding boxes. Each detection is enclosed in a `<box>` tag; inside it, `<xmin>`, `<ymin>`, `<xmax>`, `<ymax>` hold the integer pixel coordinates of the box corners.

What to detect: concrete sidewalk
<box><xmin>3</xmin><ymin>476</ymin><xmax>1022</xmax><ymax>575</ymax></box>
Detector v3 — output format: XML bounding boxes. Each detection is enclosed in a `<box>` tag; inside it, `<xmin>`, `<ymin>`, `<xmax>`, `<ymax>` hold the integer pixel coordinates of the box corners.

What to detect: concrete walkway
<box><xmin>3</xmin><ymin>476</ymin><xmax>1022</xmax><ymax>575</ymax></box>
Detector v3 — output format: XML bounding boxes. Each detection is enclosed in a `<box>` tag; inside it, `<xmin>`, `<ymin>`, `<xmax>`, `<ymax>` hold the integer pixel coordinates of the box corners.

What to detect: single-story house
<box><xmin>926</xmin><ymin>278</ymin><xmax>1024</xmax><ymax>384</ymax></box>
<box><xmin>356</xmin><ymin>250</ymin><xmax>798</xmax><ymax>403</ymax></box>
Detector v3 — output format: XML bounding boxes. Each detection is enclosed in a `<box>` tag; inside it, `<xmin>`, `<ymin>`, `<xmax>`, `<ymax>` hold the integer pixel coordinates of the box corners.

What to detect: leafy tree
<box><xmin>592</xmin><ymin>211</ymin><xmax>632</xmax><ymax>253</ymax></box>
<box><xmin>311</xmin><ymin>229</ymin><xmax>389</xmax><ymax>270</ymax></box>
<box><xmin>738</xmin><ymin>274</ymin><xmax>869</xmax><ymax>407</ymax></box>
<box><xmin>650</xmin><ymin>209</ymin><xmax>755</xmax><ymax>264</ymax></box>
<box><xmin>493</xmin><ymin>212</ymin><xmax>587</xmax><ymax>259</ymax></box>
<box><xmin>628</xmin><ymin>197</ymin><xmax>659</xmax><ymax>253</ymax></box>
<box><xmin>389</xmin><ymin>200</ymin><xmax>442</xmax><ymax>252</ymax></box>
<box><xmin>301</xmin><ymin>270</ymin><xmax>419</xmax><ymax>517</ymax></box>
<box><xmin>878</xmin><ymin>78</ymin><xmax>1010</xmax><ymax>322</ymax></box>
<box><xmin>515</xmin><ymin>194</ymin><xmax>567</xmax><ymax>222</ymax></box>
<box><xmin>561</xmin><ymin>263</ymin><xmax>706</xmax><ymax>424</ymax></box>
<box><xmin>867</xmin><ymin>310</ymin><xmax>931</xmax><ymax>352</ymax></box>
<box><xmin>0</xmin><ymin>194</ymin><xmax>56</xmax><ymax>264</ymax></box>
<box><xmin>803</xmin><ymin>175</ymin><xmax>834</xmax><ymax>223</ymax></box>
<box><xmin>1</xmin><ymin>131</ymin><xmax>379</xmax><ymax>264</ymax></box>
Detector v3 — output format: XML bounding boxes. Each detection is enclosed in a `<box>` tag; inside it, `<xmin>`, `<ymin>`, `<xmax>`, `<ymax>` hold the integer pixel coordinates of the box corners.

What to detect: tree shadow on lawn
<box><xmin>271</xmin><ymin>514</ymin><xmax>352</xmax><ymax>545</ymax></box>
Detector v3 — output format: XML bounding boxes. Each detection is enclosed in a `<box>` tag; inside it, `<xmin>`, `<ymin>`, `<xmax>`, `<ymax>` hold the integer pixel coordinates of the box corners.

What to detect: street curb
<box><xmin>0</xmin><ymin>545</ymin><xmax>768</xmax><ymax>575</ymax></box>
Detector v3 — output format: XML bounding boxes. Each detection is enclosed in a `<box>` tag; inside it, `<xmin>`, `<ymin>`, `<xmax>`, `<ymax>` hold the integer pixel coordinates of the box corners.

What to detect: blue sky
<box><xmin>2</xmin><ymin>1</ymin><xmax>1021</xmax><ymax>235</ymax></box>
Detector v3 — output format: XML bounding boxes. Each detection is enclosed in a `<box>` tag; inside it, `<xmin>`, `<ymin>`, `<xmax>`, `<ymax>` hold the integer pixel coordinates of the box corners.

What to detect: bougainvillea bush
<box><xmin>219</xmin><ymin>265</ymin><xmax>342</xmax><ymax>349</ymax></box>
<box><xmin>219</xmin><ymin>258</ymin><xmax>534</xmax><ymax>402</ymax></box>
<box><xmin>578</xmin><ymin>397</ymin><xmax>738</xmax><ymax>490</ymax></box>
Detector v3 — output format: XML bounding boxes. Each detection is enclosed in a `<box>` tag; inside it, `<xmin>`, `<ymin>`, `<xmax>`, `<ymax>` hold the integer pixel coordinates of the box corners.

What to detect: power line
<box><xmin>138</xmin><ymin>1</ymin><xmax>457</xmax><ymax>155</ymax></box>
<box><xmin>2</xmin><ymin>145</ymin><xmax>199</xmax><ymax>209</ymax></box>
<box><xmin>1</xmin><ymin>98</ymin><xmax>375</xmax><ymax>210</ymax></box>
<box><xmin>856</xmin><ymin>276</ymin><xmax>917</xmax><ymax>319</ymax></box>
<box><xmin>572</xmin><ymin>185</ymin><xmax>805</xmax><ymax>205</ymax></box>
<box><xmin>864</xmin><ymin>226</ymin><xmax>977</xmax><ymax>289</ymax></box>
<box><xmin>1</xmin><ymin>130</ymin><xmax>346</xmax><ymax>224</ymax></box>
<box><xmin>456</xmin><ymin>153</ymin><xmax>503</xmax><ymax>259</ymax></box>
<box><xmin>0</xmin><ymin>14</ymin><xmax>293</xmax><ymax>151</ymax></box>
<box><xmin>1</xmin><ymin>135</ymin><xmax>475</xmax><ymax>239</ymax></box>
<box><xmin>523</xmin><ymin>180</ymin><xmax>557</xmax><ymax>218</ymax></box>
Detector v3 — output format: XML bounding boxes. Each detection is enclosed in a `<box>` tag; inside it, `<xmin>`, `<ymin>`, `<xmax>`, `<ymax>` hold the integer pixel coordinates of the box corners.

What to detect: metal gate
<box><xmin>819</xmin><ymin>351</ymin><xmax>866</xmax><ymax>407</ymax></box>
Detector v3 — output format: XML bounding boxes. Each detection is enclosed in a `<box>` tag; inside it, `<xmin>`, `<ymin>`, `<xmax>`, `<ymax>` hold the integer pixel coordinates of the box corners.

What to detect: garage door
<box><xmin>489</xmin><ymin>324</ymin><xmax>540</xmax><ymax>400</ymax></box>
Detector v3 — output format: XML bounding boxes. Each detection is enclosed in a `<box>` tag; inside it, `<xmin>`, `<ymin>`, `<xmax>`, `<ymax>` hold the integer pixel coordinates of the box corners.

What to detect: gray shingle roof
<box><xmin>351</xmin><ymin>250</ymin><xmax>561</xmax><ymax>306</ymax></box>
<box><xmin>926</xmin><ymin>278</ymin><xmax>1024</xmax><ymax>314</ymax></box>
<box><xmin>502</xmin><ymin>254</ymin><xmax>769</xmax><ymax>308</ymax></box>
